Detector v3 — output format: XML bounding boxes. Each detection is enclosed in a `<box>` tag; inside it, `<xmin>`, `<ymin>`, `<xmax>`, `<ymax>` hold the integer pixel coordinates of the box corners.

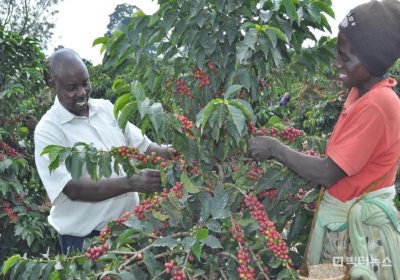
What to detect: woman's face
<box><xmin>334</xmin><ymin>32</ymin><xmax>372</xmax><ymax>89</ymax></box>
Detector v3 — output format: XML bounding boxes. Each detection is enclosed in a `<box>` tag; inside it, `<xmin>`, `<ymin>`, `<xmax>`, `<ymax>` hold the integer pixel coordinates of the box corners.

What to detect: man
<box><xmin>34</xmin><ymin>48</ymin><xmax>174</xmax><ymax>255</ymax></box>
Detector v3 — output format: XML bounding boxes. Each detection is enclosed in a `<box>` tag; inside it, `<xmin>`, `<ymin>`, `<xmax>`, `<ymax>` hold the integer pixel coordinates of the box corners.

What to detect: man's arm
<box><xmin>246</xmin><ymin>136</ymin><xmax>346</xmax><ymax>187</ymax></box>
<box><xmin>62</xmin><ymin>168</ymin><xmax>161</xmax><ymax>202</ymax></box>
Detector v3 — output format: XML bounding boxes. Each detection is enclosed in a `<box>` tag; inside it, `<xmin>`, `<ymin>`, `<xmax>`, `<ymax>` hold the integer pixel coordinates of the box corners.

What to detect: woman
<box><xmin>246</xmin><ymin>0</ymin><xmax>400</xmax><ymax>279</ymax></box>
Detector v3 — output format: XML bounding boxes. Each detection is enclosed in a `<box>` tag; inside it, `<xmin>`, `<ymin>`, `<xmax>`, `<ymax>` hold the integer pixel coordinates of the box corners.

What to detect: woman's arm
<box><xmin>246</xmin><ymin>136</ymin><xmax>346</xmax><ymax>187</ymax></box>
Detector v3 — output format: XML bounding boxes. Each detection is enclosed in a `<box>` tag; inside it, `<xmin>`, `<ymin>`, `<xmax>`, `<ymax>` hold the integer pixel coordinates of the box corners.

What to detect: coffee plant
<box><xmin>1</xmin><ymin>0</ymin><xmax>336</xmax><ymax>279</ymax></box>
<box><xmin>0</xmin><ymin>28</ymin><xmax>60</xmax><ymax>266</ymax></box>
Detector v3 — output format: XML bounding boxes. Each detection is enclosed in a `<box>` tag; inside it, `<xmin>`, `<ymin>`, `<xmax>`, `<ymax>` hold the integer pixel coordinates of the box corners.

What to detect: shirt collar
<box><xmin>54</xmin><ymin>96</ymin><xmax>99</xmax><ymax>125</ymax></box>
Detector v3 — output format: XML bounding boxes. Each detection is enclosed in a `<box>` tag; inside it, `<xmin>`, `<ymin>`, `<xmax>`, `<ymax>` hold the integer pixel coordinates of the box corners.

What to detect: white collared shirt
<box><xmin>34</xmin><ymin>97</ymin><xmax>151</xmax><ymax>236</ymax></box>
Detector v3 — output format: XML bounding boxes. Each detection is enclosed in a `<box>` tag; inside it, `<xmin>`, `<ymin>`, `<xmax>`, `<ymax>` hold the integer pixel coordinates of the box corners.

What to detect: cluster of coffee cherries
<box><xmin>0</xmin><ymin>141</ymin><xmax>18</xmax><ymax>157</ymax></box>
<box><xmin>0</xmin><ymin>153</ymin><xmax>4</xmax><ymax>160</ymax></box>
<box><xmin>84</xmin><ymin>244</ymin><xmax>109</xmax><ymax>263</ymax></box>
<box><xmin>231</xmin><ymin>222</ymin><xmax>246</xmax><ymax>245</ymax></box>
<box><xmin>100</xmin><ymin>226</ymin><xmax>112</xmax><ymax>243</ymax></box>
<box><xmin>170</xmin><ymin>182</ymin><xmax>184</xmax><ymax>199</ymax></box>
<box><xmin>289</xmin><ymin>189</ymin><xmax>317</xmax><ymax>209</ymax></box>
<box><xmin>111</xmin><ymin>145</ymin><xmax>162</xmax><ymax>164</ymax></box>
<box><xmin>300</xmin><ymin>150</ymin><xmax>321</xmax><ymax>158</ymax></box>
<box><xmin>237</xmin><ymin>247</ymin><xmax>257</xmax><ymax>280</ymax></box>
<box><xmin>171</xmin><ymin>267</ymin><xmax>186</xmax><ymax>280</ymax></box>
<box><xmin>176</xmin><ymin>78</ymin><xmax>193</xmax><ymax>99</ymax></box>
<box><xmin>247</xmin><ymin>122</ymin><xmax>258</xmax><ymax>134</ymax></box>
<box><xmin>259</xmin><ymin>188</ymin><xmax>278</xmax><ymax>202</ymax></box>
<box><xmin>15</xmin><ymin>194</ymin><xmax>24</xmax><ymax>203</ymax></box>
<box><xmin>1</xmin><ymin>116</ymin><xmax>20</xmax><ymax>124</ymax></box>
<box><xmin>281</xmin><ymin>127</ymin><xmax>302</xmax><ymax>143</ymax></box>
<box><xmin>269</xmin><ymin>126</ymin><xmax>279</xmax><ymax>137</ymax></box>
<box><xmin>239</xmin><ymin>89</ymin><xmax>245</xmax><ymax>99</ymax></box>
<box><xmin>259</xmin><ymin>126</ymin><xmax>268</xmax><ymax>136</ymax></box>
<box><xmin>2</xmin><ymin>203</ymin><xmax>17</xmax><ymax>219</ymax></box>
<box><xmin>212</xmin><ymin>88</ymin><xmax>225</xmax><ymax>98</ymax></box>
<box><xmin>191</xmin><ymin>67</ymin><xmax>210</xmax><ymax>88</ymax></box>
<box><xmin>247</xmin><ymin>167</ymin><xmax>264</xmax><ymax>182</ymax></box>
<box><xmin>101</xmin><ymin>276</ymin><xmax>116</xmax><ymax>280</ymax></box>
<box><xmin>116</xmin><ymin>211</ymin><xmax>134</xmax><ymax>226</ymax></box>
<box><xmin>245</xmin><ymin>194</ymin><xmax>294</xmax><ymax>267</ymax></box>
<box><xmin>174</xmin><ymin>114</ymin><xmax>193</xmax><ymax>131</ymax></box>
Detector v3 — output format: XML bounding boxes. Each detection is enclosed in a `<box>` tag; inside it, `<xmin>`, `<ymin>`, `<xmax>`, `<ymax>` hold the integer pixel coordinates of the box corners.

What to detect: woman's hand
<box><xmin>246</xmin><ymin>136</ymin><xmax>277</xmax><ymax>161</ymax></box>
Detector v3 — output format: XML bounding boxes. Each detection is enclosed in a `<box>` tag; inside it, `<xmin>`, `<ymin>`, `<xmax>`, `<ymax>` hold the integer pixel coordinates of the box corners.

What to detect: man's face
<box><xmin>51</xmin><ymin>59</ymin><xmax>92</xmax><ymax>117</ymax></box>
<box><xmin>334</xmin><ymin>32</ymin><xmax>372</xmax><ymax>89</ymax></box>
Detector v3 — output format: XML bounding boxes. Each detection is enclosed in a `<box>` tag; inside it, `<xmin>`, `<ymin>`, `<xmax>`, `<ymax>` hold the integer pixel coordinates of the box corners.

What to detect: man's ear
<box><xmin>47</xmin><ymin>79</ymin><xmax>56</xmax><ymax>91</ymax></box>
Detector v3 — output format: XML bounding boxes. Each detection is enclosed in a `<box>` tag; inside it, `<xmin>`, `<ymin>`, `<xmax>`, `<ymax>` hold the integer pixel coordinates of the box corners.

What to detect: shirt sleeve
<box><xmin>34</xmin><ymin>123</ymin><xmax>72</xmax><ymax>205</ymax></box>
<box><xmin>327</xmin><ymin>102</ymin><xmax>387</xmax><ymax>177</ymax></box>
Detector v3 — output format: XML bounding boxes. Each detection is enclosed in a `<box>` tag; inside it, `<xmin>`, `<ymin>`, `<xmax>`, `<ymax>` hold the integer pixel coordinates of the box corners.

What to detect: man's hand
<box><xmin>23</xmin><ymin>115</ymin><xmax>38</xmax><ymax>131</ymax></box>
<box><xmin>128</xmin><ymin>168</ymin><xmax>162</xmax><ymax>193</ymax></box>
<box><xmin>246</xmin><ymin>136</ymin><xmax>277</xmax><ymax>161</ymax></box>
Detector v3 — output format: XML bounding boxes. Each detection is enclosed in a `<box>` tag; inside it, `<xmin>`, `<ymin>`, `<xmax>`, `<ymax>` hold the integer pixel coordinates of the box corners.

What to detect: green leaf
<box><xmin>114</xmin><ymin>94</ymin><xmax>133</xmax><ymax>119</ymax></box>
<box><xmin>196</xmin><ymin>228</ymin><xmax>209</xmax><ymax>241</ymax></box>
<box><xmin>163</xmin><ymin>11</ymin><xmax>178</xmax><ymax>32</ymax></box>
<box><xmin>92</xmin><ymin>37</ymin><xmax>110</xmax><ymax>47</ymax></box>
<box><xmin>167</xmin><ymin>192</ymin><xmax>180</xmax><ymax>210</ymax></box>
<box><xmin>259</xmin><ymin>9</ymin><xmax>273</xmax><ymax>22</ymax></box>
<box><xmin>201</xmin><ymin>101</ymin><xmax>217</xmax><ymax>129</ymax></box>
<box><xmin>307</xmin><ymin>3</ymin><xmax>321</xmax><ymax>24</ymax></box>
<box><xmin>277</xmin><ymin>173</ymin><xmax>294</xmax><ymax>200</ymax></box>
<box><xmin>146</xmin><ymin>29</ymin><xmax>164</xmax><ymax>47</ymax></box>
<box><xmin>137</xmin><ymin>98</ymin><xmax>150</xmax><ymax>119</ymax></box>
<box><xmin>48</xmin><ymin>147</ymin><xmax>63</xmax><ymax>164</ymax></box>
<box><xmin>196</xmin><ymin>48</ymin><xmax>205</xmax><ymax>70</ymax></box>
<box><xmin>228</xmin><ymin>99</ymin><xmax>253</xmax><ymax>120</ymax></box>
<box><xmin>282</xmin><ymin>0</ymin><xmax>296</xmax><ymax>23</ymax></box>
<box><xmin>224</xmin><ymin>85</ymin><xmax>242</xmax><ymax>100</ymax></box>
<box><xmin>152</xmin><ymin>211</ymin><xmax>169</xmax><ymax>221</ymax></box>
<box><xmin>182</xmin><ymin>236</ymin><xmax>197</xmax><ymax>250</ymax></box>
<box><xmin>147</xmin><ymin>103</ymin><xmax>164</xmax><ymax>132</ymax></box>
<box><xmin>200</xmin><ymin>235</ymin><xmax>223</xmax><ymax>248</ymax></box>
<box><xmin>314</xmin><ymin>0</ymin><xmax>335</xmax><ymax>18</ymax></box>
<box><xmin>244</xmin><ymin>222</ymin><xmax>260</xmax><ymax>234</ymax></box>
<box><xmin>256</xmin><ymin>169</ymin><xmax>282</xmax><ymax>193</ymax></box>
<box><xmin>98</xmin><ymin>254</ymin><xmax>118</xmax><ymax>262</ymax></box>
<box><xmin>118</xmin><ymin>101</ymin><xmax>137</xmax><ymax>132</ymax></box>
<box><xmin>99</xmin><ymin>152</ymin><xmax>112</xmax><ymax>179</ymax></box>
<box><xmin>144</xmin><ymin>249</ymin><xmax>157</xmax><ymax>277</ymax></box>
<box><xmin>245</xmin><ymin>29</ymin><xmax>258</xmax><ymax>48</ymax></box>
<box><xmin>152</xmin><ymin>237</ymin><xmax>179</xmax><ymax>250</ymax></box>
<box><xmin>28</xmin><ymin>262</ymin><xmax>46</xmax><ymax>280</ymax></box>
<box><xmin>161</xmin><ymin>201</ymin><xmax>183</xmax><ymax>223</ymax></box>
<box><xmin>269</xmin><ymin>26</ymin><xmax>286</xmax><ymax>42</ymax></box>
<box><xmin>70</xmin><ymin>152</ymin><xmax>85</xmax><ymax>182</ymax></box>
<box><xmin>277</xmin><ymin>268</ymin><xmax>294</xmax><ymax>280</ymax></box>
<box><xmin>210</xmin><ymin>191</ymin><xmax>229</xmax><ymax>215</ymax></box>
<box><xmin>41</xmin><ymin>262</ymin><xmax>55</xmax><ymax>280</ymax></box>
<box><xmin>2</xmin><ymin>255</ymin><xmax>21</xmax><ymax>276</ymax></box>
<box><xmin>268</xmin><ymin>115</ymin><xmax>281</xmax><ymax>125</ymax></box>
<box><xmin>192</xmin><ymin>242</ymin><xmax>202</xmax><ymax>261</ymax></box>
<box><xmin>216</xmin><ymin>0</ymin><xmax>225</xmax><ymax>13</ymax></box>
<box><xmin>226</xmin><ymin>20</ymin><xmax>236</xmax><ymax>45</ymax></box>
<box><xmin>227</xmin><ymin>105</ymin><xmax>245</xmax><ymax>135</ymax></box>
<box><xmin>148</xmin><ymin>14</ymin><xmax>160</xmax><ymax>28</ymax></box>
<box><xmin>21</xmin><ymin>260</ymin><xmax>37</xmax><ymax>280</ymax></box>
<box><xmin>236</xmin><ymin>41</ymin><xmax>250</xmax><ymax>63</ymax></box>
<box><xmin>181</xmin><ymin>171</ymin><xmax>200</xmax><ymax>193</ymax></box>
<box><xmin>206</xmin><ymin>220</ymin><xmax>221</xmax><ymax>232</ymax></box>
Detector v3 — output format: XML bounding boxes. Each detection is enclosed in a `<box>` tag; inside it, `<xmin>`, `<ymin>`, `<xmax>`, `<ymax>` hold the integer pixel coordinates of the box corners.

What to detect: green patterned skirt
<box><xmin>322</xmin><ymin>223</ymin><xmax>400</xmax><ymax>280</ymax></box>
